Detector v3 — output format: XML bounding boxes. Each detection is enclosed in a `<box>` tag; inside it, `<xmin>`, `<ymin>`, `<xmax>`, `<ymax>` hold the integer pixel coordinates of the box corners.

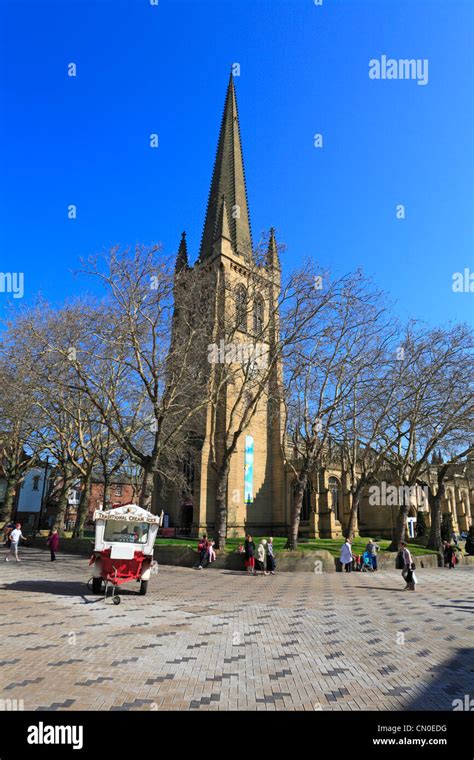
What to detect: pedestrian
<box><xmin>399</xmin><ymin>541</ymin><xmax>417</xmax><ymax>591</ymax></box>
<box><xmin>47</xmin><ymin>528</ymin><xmax>59</xmax><ymax>561</ymax></box>
<box><xmin>3</xmin><ymin>521</ymin><xmax>15</xmax><ymax>547</ymax></box>
<box><xmin>208</xmin><ymin>539</ymin><xmax>216</xmax><ymax>563</ymax></box>
<box><xmin>256</xmin><ymin>539</ymin><xmax>268</xmax><ymax>576</ymax></box>
<box><xmin>244</xmin><ymin>534</ymin><xmax>256</xmax><ymax>575</ymax></box>
<box><xmin>442</xmin><ymin>540</ymin><xmax>448</xmax><ymax>567</ymax></box>
<box><xmin>340</xmin><ymin>538</ymin><xmax>353</xmax><ymax>572</ymax></box>
<box><xmin>196</xmin><ymin>534</ymin><xmax>209</xmax><ymax>569</ymax></box>
<box><xmin>445</xmin><ymin>542</ymin><xmax>456</xmax><ymax>570</ymax></box>
<box><xmin>4</xmin><ymin>523</ymin><xmax>27</xmax><ymax>562</ymax></box>
<box><xmin>366</xmin><ymin>538</ymin><xmax>380</xmax><ymax>571</ymax></box>
<box><xmin>266</xmin><ymin>537</ymin><xmax>276</xmax><ymax>575</ymax></box>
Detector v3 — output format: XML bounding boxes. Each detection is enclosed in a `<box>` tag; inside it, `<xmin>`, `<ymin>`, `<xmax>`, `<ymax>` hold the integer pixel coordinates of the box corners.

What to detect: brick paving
<box><xmin>0</xmin><ymin>547</ymin><xmax>473</xmax><ymax>711</ymax></box>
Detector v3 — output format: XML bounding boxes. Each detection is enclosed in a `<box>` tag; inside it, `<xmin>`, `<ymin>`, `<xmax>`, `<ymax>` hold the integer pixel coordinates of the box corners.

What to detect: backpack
<box><xmin>395</xmin><ymin>551</ymin><xmax>405</xmax><ymax>570</ymax></box>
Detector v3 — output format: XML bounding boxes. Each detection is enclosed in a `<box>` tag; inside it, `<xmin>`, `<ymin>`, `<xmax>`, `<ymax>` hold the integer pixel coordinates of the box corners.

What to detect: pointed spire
<box><xmin>266</xmin><ymin>227</ymin><xmax>281</xmax><ymax>270</ymax></box>
<box><xmin>215</xmin><ymin>195</ymin><xmax>232</xmax><ymax>243</ymax></box>
<box><xmin>199</xmin><ymin>73</ymin><xmax>253</xmax><ymax>260</ymax></box>
<box><xmin>175</xmin><ymin>231</ymin><xmax>188</xmax><ymax>272</ymax></box>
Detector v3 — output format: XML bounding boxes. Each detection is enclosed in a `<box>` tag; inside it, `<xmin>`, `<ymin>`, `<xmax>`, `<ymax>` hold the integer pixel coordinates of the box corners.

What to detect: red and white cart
<box><xmin>88</xmin><ymin>504</ymin><xmax>162</xmax><ymax>604</ymax></box>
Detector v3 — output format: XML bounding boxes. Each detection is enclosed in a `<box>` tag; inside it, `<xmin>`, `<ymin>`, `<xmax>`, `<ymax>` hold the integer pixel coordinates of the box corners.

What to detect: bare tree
<box><xmin>381</xmin><ymin>322</ymin><xmax>474</xmax><ymax>551</ymax></box>
<box><xmin>282</xmin><ymin>271</ymin><xmax>391</xmax><ymax>549</ymax></box>
<box><xmin>44</xmin><ymin>245</ymin><xmax>212</xmax><ymax>510</ymax></box>
<box><xmin>0</xmin><ymin>345</ymin><xmax>43</xmax><ymax>522</ymax></box>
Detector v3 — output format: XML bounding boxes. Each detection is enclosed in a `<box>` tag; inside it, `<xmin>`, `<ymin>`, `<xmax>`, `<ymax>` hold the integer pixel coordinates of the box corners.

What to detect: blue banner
<box><xmin>244</xmin><ymin>435</ymin><xmax>254</xmax><ymax>504</ymax></box>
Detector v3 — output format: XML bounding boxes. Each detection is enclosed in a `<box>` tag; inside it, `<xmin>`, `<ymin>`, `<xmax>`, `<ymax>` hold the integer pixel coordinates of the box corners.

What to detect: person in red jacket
<box><xmin>47</xmin><ymin>529</ymin><xmax>60</xmax><ymax>561</ymax></box>
<box><xmin>196</xmin><ymin>534</ymin><xmax>210</xmax><ymax>569</ymax></box>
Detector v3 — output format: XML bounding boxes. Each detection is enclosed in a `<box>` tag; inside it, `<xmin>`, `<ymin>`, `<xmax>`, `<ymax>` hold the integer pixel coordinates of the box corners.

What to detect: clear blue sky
<box><xmin>0</xmin><ymin>0</ymin><xmax>472</xmax><ymax>326</ymax></box>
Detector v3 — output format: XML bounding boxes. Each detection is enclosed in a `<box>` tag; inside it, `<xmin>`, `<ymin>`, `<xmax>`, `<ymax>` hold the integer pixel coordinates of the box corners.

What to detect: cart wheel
<box><xmin>92</xmin><ymin>577</ymin><xmax>103</xmax><ymax>595</ymax></box>
<box><xmin>139</xmin><ymin>580</ymin><xmax>148</xmax><ymax>596</ymax></box>
<box><xmin>112</xmin><ymin>594</ymin><xmax>121</xmax><ymax>605</ymax></box>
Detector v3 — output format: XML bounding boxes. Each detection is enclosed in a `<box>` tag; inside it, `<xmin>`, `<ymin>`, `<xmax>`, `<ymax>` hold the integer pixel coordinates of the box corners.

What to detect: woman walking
<box><xmin>244</xmin><ymin>534</ymin><xmax>256</xmax><ymax>575</ymax></box>
<box><xmin>47</xmin><ymin>529</ymin><xmax>59</xmax><ymax>561</ymax></box>
<box><xmin>340</xmin><ymin>538</ymin><xmax>353</xmax><ymax>572</ymax></box>
<box><xmin>445</xmin><ymin>542</ymin><xmax>456</xmax><ymax>570</ymax></box>
<box><xmin>266</xmin><ymin>537</ymin><xmax>276</xmax><ymax>575</ymax></box>
<box><xmin>256</xmin><ymin>539</ymin><xmax>268</xmax><ymax>576</ymax></box>
<box><xmin>399</xmin><ymin>541</ymin><xmax>417</xmax><ymax>591</ymax></box>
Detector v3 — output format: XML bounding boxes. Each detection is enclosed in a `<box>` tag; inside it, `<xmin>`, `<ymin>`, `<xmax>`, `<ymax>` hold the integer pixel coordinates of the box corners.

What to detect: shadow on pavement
<box><xmin>1</xmin><ymin>579</ymin><xmax>141</xmax><ymax>602</ymax></box>
<box><xmin>403</xmin><ymin>648</ymin><xmax>474</xmax><ymax>710</ymax></box>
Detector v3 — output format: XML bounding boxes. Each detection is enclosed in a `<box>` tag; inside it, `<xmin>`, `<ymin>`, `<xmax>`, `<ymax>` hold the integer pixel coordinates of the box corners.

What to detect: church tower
<box><xmin>165</xmin><ymin>72</ymin><xmax>287</xmax><ymax>539</ymax></box>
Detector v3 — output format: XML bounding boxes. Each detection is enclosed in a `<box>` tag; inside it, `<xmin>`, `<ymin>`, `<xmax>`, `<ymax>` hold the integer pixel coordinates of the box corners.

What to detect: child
<box><xmin>47</xmin><ymin>528</ymin><xmax>60</xmax><ymax>561</ymax></box>
<box><xmin>208</xmin><ymin>540</ymin><xmax>216</xmax><ymax>563</ymax></box>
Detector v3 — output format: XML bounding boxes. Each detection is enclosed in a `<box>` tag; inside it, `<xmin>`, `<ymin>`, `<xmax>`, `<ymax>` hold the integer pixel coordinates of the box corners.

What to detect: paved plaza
<box><xmin>0</xmin><ymin>548</ymin><xmax>473</xmax><ymax>711</ymax></box>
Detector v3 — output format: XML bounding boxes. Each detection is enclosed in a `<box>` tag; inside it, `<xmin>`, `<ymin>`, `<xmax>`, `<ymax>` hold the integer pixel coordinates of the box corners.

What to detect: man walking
<box><xmin>5</xmin><ymin>523</ymin><xmax>27</xmax><ymax>562</ymax></box>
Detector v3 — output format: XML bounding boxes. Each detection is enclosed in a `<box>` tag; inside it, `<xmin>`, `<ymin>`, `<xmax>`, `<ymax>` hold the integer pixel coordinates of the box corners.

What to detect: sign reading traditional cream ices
<box><xmin>93</xmin><ymin>504</ymin><xmax>161</xmax><ymax>523</ymax></box>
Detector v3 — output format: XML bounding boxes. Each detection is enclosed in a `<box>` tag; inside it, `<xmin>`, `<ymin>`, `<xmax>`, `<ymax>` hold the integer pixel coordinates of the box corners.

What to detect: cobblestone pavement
<box><xmin>0</xmin><ymin>548</ymin><xmax>473</xmax><ymax>711</ymax></box>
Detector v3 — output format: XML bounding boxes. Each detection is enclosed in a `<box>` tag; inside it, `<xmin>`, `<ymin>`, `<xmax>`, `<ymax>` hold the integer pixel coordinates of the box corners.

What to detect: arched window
<box><xmin>182</xmin><ymin>453</ymin><xmax>195</xmax><ymax>496</ymax></box>
<box><xmin>292</xmin><ymin>479</ymin><xmax>312</xmax><ymax>521</ymax></box>
<box><xmin>328</xmin><ymin>477</ymin><xmax>340</xmax><ymax>522</ymax></box>
<box><xmin>253</xmin><ymin>295</ymin><xmax>264</xmax><ymax>335</ymax></box>
<box><xmin>235</xmin><ymin>285</ymin><xmax>247</xmax><ymax>331</ymax></box>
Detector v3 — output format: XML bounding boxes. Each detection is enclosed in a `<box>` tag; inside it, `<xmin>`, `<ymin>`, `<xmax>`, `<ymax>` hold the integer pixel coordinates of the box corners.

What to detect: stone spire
<box><xmin>215</xmin><ymin>196</ymin><xmax>232</xmax><ymax>243</ymax></box>
<box><xmin>199</xmin><ymin>72</ymin><xmax>253</xmax><ymax>260</ymax></box>
<box><xmin>266</xmin><ymin>227</ymin><xmax>281</xmax><ymax>270</ymax></box>
<box><xmin>175</xmin><ymin>231</ymin><xmax>188</xmax><ymax>272</ymax></box>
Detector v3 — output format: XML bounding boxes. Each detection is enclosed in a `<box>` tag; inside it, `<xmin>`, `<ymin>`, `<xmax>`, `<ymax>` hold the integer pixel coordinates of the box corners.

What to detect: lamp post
<box><xmin>37</xmin><ymin>456</ymin><xmax>49</xmax><ymax>534</ymax></box>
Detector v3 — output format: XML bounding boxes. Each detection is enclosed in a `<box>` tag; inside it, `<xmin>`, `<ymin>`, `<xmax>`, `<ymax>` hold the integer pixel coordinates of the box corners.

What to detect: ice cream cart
<box><xmin>88</xmin><ymin>504</ymin><xmax>162</xmax><ymax>604</ymax></box>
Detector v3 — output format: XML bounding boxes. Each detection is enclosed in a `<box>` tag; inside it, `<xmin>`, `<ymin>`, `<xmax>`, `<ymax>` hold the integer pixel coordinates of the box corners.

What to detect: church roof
<box><xmin>199</xmin><ymin>73</ymin><xmax>253</xmax><ymax>260</ymax></box>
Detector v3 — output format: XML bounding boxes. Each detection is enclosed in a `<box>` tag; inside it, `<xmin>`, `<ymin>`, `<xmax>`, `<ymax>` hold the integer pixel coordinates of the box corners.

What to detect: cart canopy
<box><xmin>93</xmin><ymin>504</ymin><xmax>161</xmax><ymax>525</ymax></box>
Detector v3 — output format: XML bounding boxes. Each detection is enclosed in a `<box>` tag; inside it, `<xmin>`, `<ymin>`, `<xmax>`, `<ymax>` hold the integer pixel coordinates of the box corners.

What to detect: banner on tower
<box><xmin>244</xmin><ymin>435</ymin><xmax>254</xmax><ymax>504</ymax></box>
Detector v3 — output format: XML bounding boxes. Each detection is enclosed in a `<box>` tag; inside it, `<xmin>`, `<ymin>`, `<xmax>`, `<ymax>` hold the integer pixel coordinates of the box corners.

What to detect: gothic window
<box><xmin>253</xmin><ymin>295</ymin><xmax>264</xmax><ymax>335</ymax></box>
<box><xmin>292</xmin><ymin>479</ymin><xmax>312</xmax><ymax>521</ymax></box>
<box><xmin>183</xmin><ymin>454</ymin><xmax>195</xmax><ymax>496</ymax></box>
<box><xmin>235</xmin><ymin>285</ymin><xmax>247</xmax><ymax>332</ymax></box>
<box><xmin>328</xmin><ymin>476</ymin><xmax>340</xmax><ymax>522</ymax></box>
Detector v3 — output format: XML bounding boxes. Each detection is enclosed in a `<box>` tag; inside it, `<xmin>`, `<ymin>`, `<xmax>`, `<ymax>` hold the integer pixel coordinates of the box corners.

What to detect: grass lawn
<box><xmin>154</xmin><ymin>536</ymin><xmax>437</xmax><ymax>556</ymax></box>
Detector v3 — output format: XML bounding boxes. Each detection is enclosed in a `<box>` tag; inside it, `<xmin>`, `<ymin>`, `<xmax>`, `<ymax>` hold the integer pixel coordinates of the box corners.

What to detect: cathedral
<box><xmin>154</xmin><ymin>73</ymin><xmax>473</xmax><ymax>542</ymax></box>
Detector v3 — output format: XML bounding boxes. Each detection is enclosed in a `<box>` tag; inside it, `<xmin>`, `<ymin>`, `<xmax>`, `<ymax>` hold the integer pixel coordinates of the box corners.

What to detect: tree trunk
<box><xmin>426</xmin><ymin>488</ymin><xmax>444</xmax><ymax>566</ymax></box>
<box><xmin>214</xmin><ymin>461</ymin><xmax>230</xmax><ymax>550</ymax></box>
<box><xmin>0</xmin><ymin>478</ymin><xmax>17</xmax><ymax>523</ymax></box>
<box><xmin>52</xmin><ymin>482</ymin><xmax>70</xmax><ymax>534</ymax></box>
<box><xmin>286</xmin><ymin>473</ymin><xmax>307</xmax><ymax>550</ymax></box>
<box><xmin>73</xmin><ymin>470</ymin><xmax>92</xmax><ymax>538</ymax></box>
<box><xmin>139</xmin><ymin>466</ymin><xmax>155</xmax><ymax>511</ymax></box>
<box><xmin>345</xmin><ymin>487</ymin><xmax>362</xmax><ymax>540</ymax></box>
<box><xmin>388</xmin><ymin>503</ymin><xmax>409</xmax><ymax>551</ymax></box>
